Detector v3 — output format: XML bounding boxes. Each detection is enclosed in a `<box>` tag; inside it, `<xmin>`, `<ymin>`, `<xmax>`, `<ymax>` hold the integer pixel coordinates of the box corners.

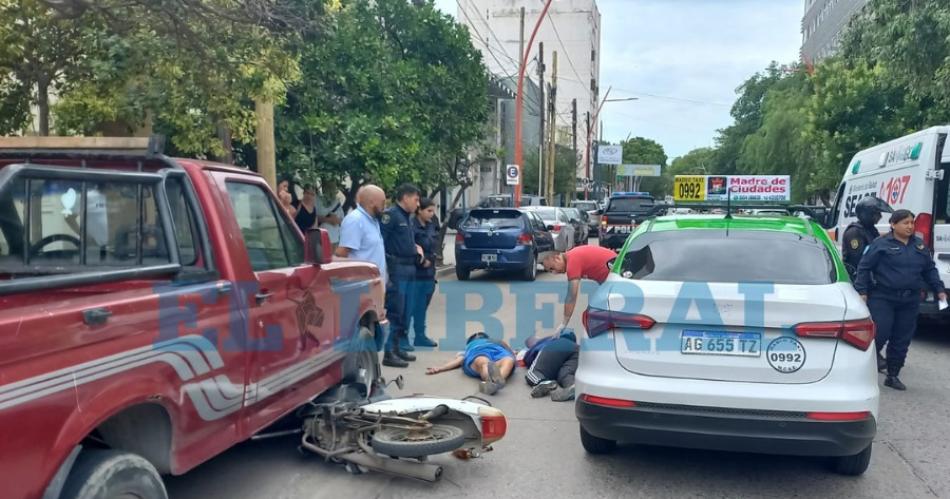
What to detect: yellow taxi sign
<box><xmin>674</xmin><ymin>175</ymin><xmax>706</xmax><ymax>201</ymax></box>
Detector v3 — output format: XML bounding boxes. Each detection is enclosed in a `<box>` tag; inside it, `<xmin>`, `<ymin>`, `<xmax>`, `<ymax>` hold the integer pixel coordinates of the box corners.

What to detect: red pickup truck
<box><xmin>0</xmin><ymin>137</ymin><xmax>386</xmax><ymax>499</ymax></box>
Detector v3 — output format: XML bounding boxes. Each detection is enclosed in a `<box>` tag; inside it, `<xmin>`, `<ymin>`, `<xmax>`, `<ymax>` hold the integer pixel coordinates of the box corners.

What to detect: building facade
<box><xmin>458</xmin><ymin>0</ymin><xmax>601</xmax><ymax>178</ymax></box>
<box><xmin>801</xmin><ymin>0</ymin><xmax>868</xmax><ymax>62</ymax></box>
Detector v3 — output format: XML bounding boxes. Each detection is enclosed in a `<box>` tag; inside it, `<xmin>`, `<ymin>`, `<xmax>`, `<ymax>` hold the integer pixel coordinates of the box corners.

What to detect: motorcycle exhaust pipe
<box><xmin>337</xmin><ymin>451</ymin><xmax>443</xmax><ymax>482</ymax></box>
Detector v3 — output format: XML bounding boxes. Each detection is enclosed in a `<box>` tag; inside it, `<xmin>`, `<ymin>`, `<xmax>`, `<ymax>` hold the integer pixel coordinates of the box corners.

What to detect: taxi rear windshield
<box><xmin>462</xmin><ymin>209</ymin><xmax>524</xmax><ymax>229</ymax></box>
<box><xmin>606</xmin><ymin>197</ymin><xmax>655</xmax><ymax>212</ymax></box>
<box><xmin>618</xmin><ymin>230</ymin><xmax>835</xmax><ymax>285</ymax></box>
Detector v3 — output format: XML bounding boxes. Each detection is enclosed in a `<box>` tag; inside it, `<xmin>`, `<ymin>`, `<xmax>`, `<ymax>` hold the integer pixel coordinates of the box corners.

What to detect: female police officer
<box><xmin>854</xmin><ymin>210</ymin><xmax>947</xmax><ymax>391</ymax></box>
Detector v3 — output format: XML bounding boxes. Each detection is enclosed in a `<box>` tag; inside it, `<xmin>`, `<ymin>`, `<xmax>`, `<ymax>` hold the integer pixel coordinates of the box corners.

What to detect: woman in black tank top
<box><xmin>295</xmin><ymin>185</ymin><xmax>318</xmax><ymax>232</ymax></box>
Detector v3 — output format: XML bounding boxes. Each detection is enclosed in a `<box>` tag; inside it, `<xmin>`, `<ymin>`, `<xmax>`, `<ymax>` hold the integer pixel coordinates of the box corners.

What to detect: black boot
<box><xmin>382</xmin><ymin>350</ymin><xmax>409</xmax><ymax>368</ymax></box>
<box><xmin>395</xmin><ymin>348</ymin><xmax>416</xmax><ymax>362</ymax></box>
<box><xmin>884</xmin><ymin>366</ymin><xmax>906</xmax><ymax>391</ymax></box>
<box><xmin>876</xmin><ymin>352</ymin><xmax>886</xmax><ymax>373</ymax></box>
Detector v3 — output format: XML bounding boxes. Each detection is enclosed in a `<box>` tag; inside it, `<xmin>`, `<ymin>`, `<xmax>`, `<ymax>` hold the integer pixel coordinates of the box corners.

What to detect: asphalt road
<box><xmin>165</xmin><ymin>266</ymin><xmax>950</xmax><ymax>499</ymax></box>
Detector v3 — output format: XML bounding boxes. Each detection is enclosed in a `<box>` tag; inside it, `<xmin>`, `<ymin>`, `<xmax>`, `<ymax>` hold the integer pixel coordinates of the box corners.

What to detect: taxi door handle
<box><xmin>255</xmin><ymin>291</ymin><xmax>273</xmax><ymax>305</ymax></box>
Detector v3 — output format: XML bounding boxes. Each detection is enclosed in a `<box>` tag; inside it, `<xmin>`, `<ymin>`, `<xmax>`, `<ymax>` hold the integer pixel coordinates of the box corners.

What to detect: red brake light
<box><xmin>915</xmin><ymin>212</ymin><xmax>933</xmax><ymax>249</ymax></box>
<box><xmin>581</xmin><ymin>394</ymin><xmax>637</xmax><ymax>408</ymax></box>
<box><xmin>794</xmin><ymin>319</ymin><xmax>875</xmax><ymax>351</ymax></box>
<box><xmin>518</xmin><ymin>233</ymin><xmax>532</xmax><ymax>245</ymax></box>
<box><xmin>551</xmin><ymin>224</ymin><xmax>562</xmax><ymax>233</ymax></box>
<box><xmin>480</xmin><ymin>414</ymin><xmax>508</xmax><ymax>444</ymax></box>
<box><xmin>583</xmin><ymin>307</ymin><xmax>655</xmax><ymax>337</ymax></box>
<box><xmin>601</xmin><ymin>217</ymin><xmax>609</xmax><ymax>226</ymax></box>
<box><xmin>806</xmin><ymin>411</ymin><xmax>871</xmax><ymax>422</ymax></box>
<box><xmin>455</xmin><ymin>232</ymin><xmax>464</xmax><ymax>244</ymax></box>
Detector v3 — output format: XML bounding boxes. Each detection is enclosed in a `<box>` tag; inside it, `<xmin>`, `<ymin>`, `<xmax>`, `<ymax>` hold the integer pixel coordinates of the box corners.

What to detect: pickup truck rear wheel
<box><xmin>342</xmin><ymin>325</ymin><xmax>380</xmax><ymax>398</ymax></box>
<box><xmin>60</xmin><ymin>449</ymin><xmax>167</xmax><ymax>499</ymax></box>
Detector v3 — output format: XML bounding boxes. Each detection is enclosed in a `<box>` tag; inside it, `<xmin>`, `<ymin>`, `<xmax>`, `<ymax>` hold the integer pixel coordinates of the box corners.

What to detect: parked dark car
<box><xmin>564</xmin><ymin>207</ymin><xmax>590</xmax><ymax>245</ymax></box>
<box><xmin>447</xmin><ymin>194</ymin><xmax>547</xmax><ymax>230</ymax></box>
<box><xmin>571</xmin><ymin>200</ymin><xmax>600</xmax><ymax>232</ymax></box>
<box><xmin>455</xmin><ymin>208</ymin><xmax>555</xmax><ymax>281</ymax></box>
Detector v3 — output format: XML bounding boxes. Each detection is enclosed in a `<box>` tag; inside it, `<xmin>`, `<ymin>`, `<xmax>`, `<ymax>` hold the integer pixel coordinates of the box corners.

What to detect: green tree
<box><xmin>713</xmin><ymin>63</ymin><xmax>787</xmax><ymax>175</ymax></box>
<box><xmin>618</xmin><ymin>137</ymin><xmax>668</xmax><ymax>196</ymax></box>
<box><xmin>522</xmin><ymin>145</ymin><xmax>579</xmax><ymax>201</ymax></box>
<box><xmin>276</xmin><ymin>0</ymin><xmax>488</xmax><ymax>197</ymax></box>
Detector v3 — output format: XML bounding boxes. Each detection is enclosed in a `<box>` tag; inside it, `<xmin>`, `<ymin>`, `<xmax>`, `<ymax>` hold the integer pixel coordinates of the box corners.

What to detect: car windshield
<box><xmin>618</xmin><ymin>229</ymin><xmax>835</xmax><ymax>285</ymax></box>
<box><xmin>462</xmin><ymin>209</ymin><xmax>523</xmax><ymax>229</ymax></box>
<box><xmin>526</xmin><ymin>207</ymin><xmax>558</xmax><ymax>222</ymax></box>
<box><xmin>607</xmin><ymin>197</ymin><xmax>655</xmax><ymax>213</ymax></box>
<box><xmin>573</xmin><ymin>202</ymin><xmax>597</xmax><ymax>211</ymax></box>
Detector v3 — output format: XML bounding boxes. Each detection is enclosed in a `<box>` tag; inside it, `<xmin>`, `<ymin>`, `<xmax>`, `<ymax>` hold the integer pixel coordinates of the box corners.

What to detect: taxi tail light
<box><xmin>517</xmin><ymin>233</ymin><xmax>533</xmax><ymax>245</ymax></box>
<box><xmin>915</xmin><ymin>213</ymin><xmax>933</xmax><ymax>249</ymax></box>
<box><xmin>806</xmin><ymin>411</ymin><xmax>871</xmax><ymax>422</ymax></box>
<box><xmin>581</xmin><ymin>394</ymin><xmax>637</xmax><ymax>408</ymax></box>
<box><xmin>583</xmin><ymin>307</ymin><xmax>655</xmax><ymax>337</ymax></box>
<box><xmin>794</xmin><ymin>319</ymin><xmax>875</xmax><ymax>351</ymax></box>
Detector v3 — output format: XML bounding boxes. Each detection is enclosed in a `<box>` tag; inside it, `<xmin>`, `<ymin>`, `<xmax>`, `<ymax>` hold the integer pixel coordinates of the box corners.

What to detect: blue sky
<box><xmin>432</xmin><ymin>0</ymin><xmax>803</xmax><ymax>160</ymax></box>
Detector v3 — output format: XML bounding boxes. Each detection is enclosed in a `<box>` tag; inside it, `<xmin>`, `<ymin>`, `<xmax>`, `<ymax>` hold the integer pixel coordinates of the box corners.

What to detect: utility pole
<box><xmin>571</xmin><ymin>98</ymin><xmax>577</xmax><ymax>198</ymax></box>
<box><xmin>585</xmin><ymin>111</ymin><xmax>592</xmax><ymax>200</ymax></box>
<box><xmin>547</xmin><ymin>51</ymin><xmax>558</xmax><ymax>203</ymax></box>
<box><xmin>519</xmin><ymin>6</ymin><xmax>525</xmax><ymax>198</ymax></box>
<box><xmin>514</xmin><ymin>0</ymin><xmax>554</xmax><ymax>207</ymax></box>
<box><xmin>537</xmin><ymin>43</ymin><xmax>545</xmax><ymax>196</ymax></box>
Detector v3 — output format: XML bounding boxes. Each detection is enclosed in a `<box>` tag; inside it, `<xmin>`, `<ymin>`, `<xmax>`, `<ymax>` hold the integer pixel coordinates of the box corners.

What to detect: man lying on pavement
<box><xmin>425</xmin><ymin>332</ymin><xmax>516</xmax><ymax>395</ymax></box>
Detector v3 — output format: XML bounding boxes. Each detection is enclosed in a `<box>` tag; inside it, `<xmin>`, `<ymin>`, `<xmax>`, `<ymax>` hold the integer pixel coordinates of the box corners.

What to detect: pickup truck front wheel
<box><xmin>61</xmin><ymin>449</ymin><xmax>167</xmax><ymax>499</ymax></box>
<box><xmin>342</xmin><ymin>325</ymin><xmax>380</xmax><ymax>398</ymax></box>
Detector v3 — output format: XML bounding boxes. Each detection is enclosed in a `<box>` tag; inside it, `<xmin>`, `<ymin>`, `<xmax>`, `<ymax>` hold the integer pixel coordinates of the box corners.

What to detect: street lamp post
<box><xmin>584</xmin><ymin>90</ymin><xmax>637</xmax><ymax>199</ymax></box>
<box><xmin>514</xmin><ymin>0</ymin><xmax>554</xmax><ymax>208</ymax></box>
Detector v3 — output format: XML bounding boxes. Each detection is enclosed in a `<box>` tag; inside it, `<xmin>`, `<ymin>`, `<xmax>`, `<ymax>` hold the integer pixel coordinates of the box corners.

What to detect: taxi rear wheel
<box><xmin>833</xmin><ymin>443</ymin><xmax>872</xmax><ymax>476</ymax></box>
<box><xmin>580</xmin><ymin>425</ymin><xmax>617</xmax><ymax>454</ymax></box>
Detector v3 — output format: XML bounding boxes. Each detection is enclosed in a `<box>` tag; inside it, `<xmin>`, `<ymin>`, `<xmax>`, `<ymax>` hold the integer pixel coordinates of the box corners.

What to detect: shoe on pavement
<box><xmin>382</xmin><ymin>352</ymin><xmax>409</xmax><ymax>368</ymax></box>
<box><xmin>479</xmin><ymin>381</ymin><xmax>502</xmax><ymax>396</ymax></box>
<box><xmin>530</xmin><ymin>380</ymin><xmax>558</xmax><ymax>398</ymax></box>
<box><xmin>486</xmin><ymin>361</ymin><xmax>503</xmax><ymax>384</ymax></box>
<box><xmin>399</xmin><ymin>339</ymin><xmax>415</xmax><ymax>352</ymax></box>
<box><xmin>884</xmin><ymin>376</ymin><xmax>907</xmax><ymax>391</ymax></box>
<box><xmin>551</xmin><ymin>384</ymin><xmax>575</xmax><ymax>402</ymax></box>
<box><xmin>414</xmin><ymin>336</ymin><xmax>438</xmax><ymax>348</ymax></box>
<box><xmin>876</xmin><ymin>353</ymin><xmax>886</xmax><ymax>373</ymax></box>
<box><xmin>395</xmin><ymin>349</ymin><xmax>416</xmax><ymax>362</ymax></box>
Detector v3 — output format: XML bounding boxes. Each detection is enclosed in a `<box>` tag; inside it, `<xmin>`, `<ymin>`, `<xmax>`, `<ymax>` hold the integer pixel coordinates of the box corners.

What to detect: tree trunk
<box><xmin>434</xmin><ymin>183</ymin><xmax>468</xmax><ymax>265</ymax></box>
<box><xmin>37</xmin><ymin>79</ymin><xmax>50</xmax><ymax>136</ymax></box>
<box><xmin>215</xmin><ymin>119</ymin><xmax>234</xmax><ymax>164</ymax></box>
<box><xmin>255</xmin><ymin>99</ymin><xmax>276</xmax><ymax>189</ymax></box>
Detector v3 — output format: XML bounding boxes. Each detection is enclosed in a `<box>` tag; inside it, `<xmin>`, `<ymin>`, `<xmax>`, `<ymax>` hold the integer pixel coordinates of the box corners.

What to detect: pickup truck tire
<box><xmin>60</xmin><ymin>449</ymin><xmax>167</xmax><ymax>499</ymax></box>
<box><xmin>371</xmin><ymin>424</ymin><xmax>466</xmax><ymax>458</ymax></box>
<box><xmin>342</xmin><ymin>325</ymin><xmax>380</xmax><ymax>398</ymax></box>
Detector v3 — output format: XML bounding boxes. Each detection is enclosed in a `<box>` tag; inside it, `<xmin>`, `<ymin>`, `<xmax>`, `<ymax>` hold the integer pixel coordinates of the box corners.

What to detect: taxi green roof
<box><xmin>645</xmin><ymin>215</ymin><xmax>816</xmax><ymax>236</ymax></box>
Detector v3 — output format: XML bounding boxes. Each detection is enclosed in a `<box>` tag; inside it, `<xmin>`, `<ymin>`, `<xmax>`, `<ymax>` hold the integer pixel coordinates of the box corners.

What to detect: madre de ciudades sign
<box><xmin>674</xmin><ymin>175</ymin><xmax>791</xmax><ymax>202</ymax></box>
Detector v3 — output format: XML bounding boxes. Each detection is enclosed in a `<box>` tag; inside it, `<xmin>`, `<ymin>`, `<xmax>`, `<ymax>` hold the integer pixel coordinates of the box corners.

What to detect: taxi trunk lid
<box><xmin>604</xmin><ymin>281</ymin><xmax>847</xmax><ymax>384</ymax></box>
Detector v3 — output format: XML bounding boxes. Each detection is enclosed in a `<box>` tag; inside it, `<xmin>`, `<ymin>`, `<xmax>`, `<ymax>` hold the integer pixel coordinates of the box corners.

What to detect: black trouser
<box><xmin>384</xmin><ymin>265</ymin><xmax>416</xmax><ymax>351</ymax></box>
<box><xmin>868</xmin><ymin>293</ymin><xmax>921</xmax><ymax>372</ymax></box>
<box><xmin>525</xmin><ymin>338</ymin><xmax>579</xmax><ymax>387</ymax></box>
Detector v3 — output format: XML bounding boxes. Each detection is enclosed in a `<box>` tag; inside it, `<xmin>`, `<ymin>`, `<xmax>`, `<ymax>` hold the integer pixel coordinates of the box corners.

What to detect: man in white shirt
<box><xmin>316</xmin><ymin>178</ymin><xmax>344</xmax><ymax>247</ymax></box>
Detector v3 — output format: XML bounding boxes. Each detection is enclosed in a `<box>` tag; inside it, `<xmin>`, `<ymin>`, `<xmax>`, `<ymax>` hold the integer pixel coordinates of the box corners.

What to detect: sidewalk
<box><xmin>435</xmin><ymin>229</ymin><xmax>456</xmax><ymax>277</ymax></box>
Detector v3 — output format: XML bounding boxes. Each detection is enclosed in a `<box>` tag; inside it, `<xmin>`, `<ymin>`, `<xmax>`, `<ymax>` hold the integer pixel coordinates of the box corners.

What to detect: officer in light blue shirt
<box><xmin>336</xmin><ymin>185</ymin><xmax>387</xmax><ymax>282</ymax></box>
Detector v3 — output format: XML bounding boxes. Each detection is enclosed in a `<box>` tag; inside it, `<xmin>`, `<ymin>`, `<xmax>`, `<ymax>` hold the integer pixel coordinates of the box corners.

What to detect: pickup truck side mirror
<box><xmin>305</xmin><ymin>228</ymin><xmax>333</xmax><ymax>265</ymax></box>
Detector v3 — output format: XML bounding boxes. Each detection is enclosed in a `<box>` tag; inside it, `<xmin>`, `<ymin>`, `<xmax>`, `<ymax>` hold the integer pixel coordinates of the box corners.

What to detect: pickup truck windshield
<box><xmin>607</xmin><ymin>197</ymin><xmax>655</xmax><ymax>212</ymax></box>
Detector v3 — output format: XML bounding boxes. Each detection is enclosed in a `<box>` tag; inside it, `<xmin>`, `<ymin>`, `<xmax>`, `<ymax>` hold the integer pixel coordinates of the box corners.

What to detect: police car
<box><xmin>576</xmin><ymin>214</ymin><xmax>879</xmax><ymax>475</ymax></box>
<box><xmin>828</xmin><ymin>126</ymin><xmax>950</xmax><ymax>314</ymax></box>
<box><xmin>598</xmin><ymin>192</ymin><xmax>659</xmax><ymax>249</ymax></box>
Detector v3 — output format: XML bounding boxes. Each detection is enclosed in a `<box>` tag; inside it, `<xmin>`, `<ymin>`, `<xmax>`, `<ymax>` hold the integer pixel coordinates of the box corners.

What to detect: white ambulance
<box><xmin>828</xmin><ymin>126</ymin><xmax>950</xmax><ymax>313</ymax></box>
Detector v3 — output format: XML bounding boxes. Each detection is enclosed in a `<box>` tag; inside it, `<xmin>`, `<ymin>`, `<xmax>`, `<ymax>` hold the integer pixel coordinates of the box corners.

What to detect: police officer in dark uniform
<box><xmin>842</xmin><ymin>196</ymin><xmax>891</xmax><ymax>280</ymax></box>
<box><xmin>854</xmin><ymin>210</ymin><xmax>947</xmax><ymax>391</ymax></box>
<box><xmin>380</xmin><ymin>183</ymin><xmax>423</xmax><ymax>368</ymax></box>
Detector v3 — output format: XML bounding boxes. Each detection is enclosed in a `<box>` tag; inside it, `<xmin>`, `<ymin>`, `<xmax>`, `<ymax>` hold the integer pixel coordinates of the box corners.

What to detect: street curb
<box><xmin>436</xmin><ymin>265</ymin><xmax>455</xmax><ymax>278</ymax></box>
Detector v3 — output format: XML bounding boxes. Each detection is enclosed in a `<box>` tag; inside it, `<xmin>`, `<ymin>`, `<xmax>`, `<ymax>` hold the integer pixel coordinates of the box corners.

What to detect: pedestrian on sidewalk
<box><xmin>402</xmin><ymin>197</ymin><xmax>439</xmax><ymax>351</ymax></box>
<box><xmin>294</xmin><ymin>184</ymin><xmax>318</xmax><ymax>233</ymax></box>
<box><xmin>316</xmin><ymin>178</ymin><xmax>344</xmax><ymax>249</ymax></box>
<box><xmin>425</xmin><ymin>332</ymin><xmax>515</xmax><ymax>395</ymax></box>
<box><xmin>380</xmin><ymin>183</ymin><xmax>424</xmax><ymax>368</ymax></box>
<box><xmin>335</xmin><ymin>185</ymin><xmax>390</xmax><ymax>353</ymax></box>
<box><xmin>855</xmin><ymin>209</ymin><xmax>947</xmax><ymax>391</ymax></box>
<box><xmin>277</xmin><ymin>175</ymin><xmax>299</xmax><ymax>218</ymax></box>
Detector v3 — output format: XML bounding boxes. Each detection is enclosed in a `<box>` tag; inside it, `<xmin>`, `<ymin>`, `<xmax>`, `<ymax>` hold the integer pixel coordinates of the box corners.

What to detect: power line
<box><xmin>464</xmin><ymin>0</ymin><xmax>521</xmax><ymax>70</ymax></box>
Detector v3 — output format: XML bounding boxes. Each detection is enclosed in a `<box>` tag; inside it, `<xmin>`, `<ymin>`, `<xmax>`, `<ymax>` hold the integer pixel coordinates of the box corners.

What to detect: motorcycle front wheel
<box><xmin>370</xmin><ymin>424</ymin><xmax>466</xmax><ymax>458</ymax></box>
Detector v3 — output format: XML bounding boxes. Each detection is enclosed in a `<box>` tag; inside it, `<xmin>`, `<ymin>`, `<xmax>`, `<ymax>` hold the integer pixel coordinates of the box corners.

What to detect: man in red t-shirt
<box><xmin>542</xmin><ymin>245</ymin><xmax>618</xmax><ymax>329</ymax></box>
